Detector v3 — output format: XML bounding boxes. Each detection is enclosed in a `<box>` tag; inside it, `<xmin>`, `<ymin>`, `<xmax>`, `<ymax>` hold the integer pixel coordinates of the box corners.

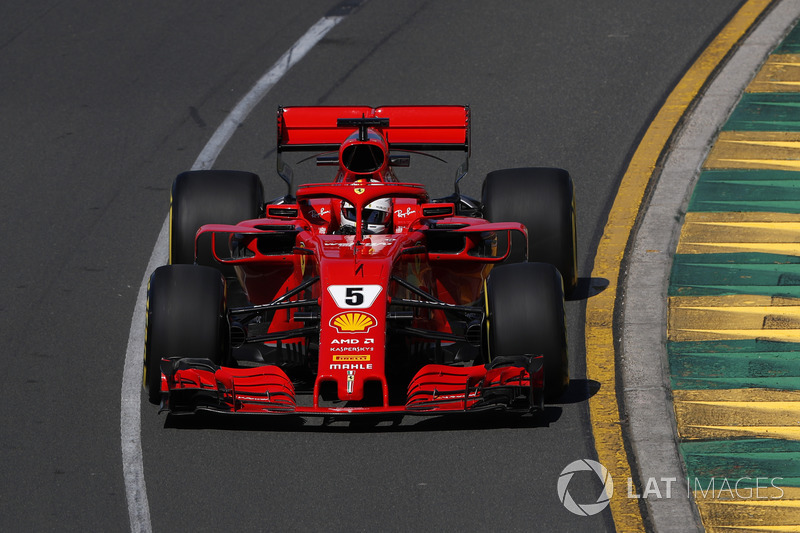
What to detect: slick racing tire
<box><xmin>481</xmin><ymin>167</ymin><xmax>577</xmax><ymax>295</ymax></box>
<box><xmin>143</xmin><ymin>264</ymin><xmax>230</xmax><ymax>405</ymax></box>
<box><xmin>485</xmin><ymin>262</ymin><xmax>568</xmax><ymax>401</ymax></box>
<box><xmin>170</xmin><ymin>170</ymin><xmax>264</xmax><ymax>276</ymax></box>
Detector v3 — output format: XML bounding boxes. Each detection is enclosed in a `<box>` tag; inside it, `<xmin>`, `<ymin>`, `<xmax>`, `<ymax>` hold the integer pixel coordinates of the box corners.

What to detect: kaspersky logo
<box><xmin>329</xmin><ymin>311</ymin><xmax>377</xmax><ymax>333</ymax></box>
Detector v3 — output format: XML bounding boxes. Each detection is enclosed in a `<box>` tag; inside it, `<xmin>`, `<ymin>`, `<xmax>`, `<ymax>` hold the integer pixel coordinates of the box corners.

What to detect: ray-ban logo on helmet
<box><xmin>557</xmin><ymin>459</ymin><xmax>613</xmax><ymax>516</ymax></box>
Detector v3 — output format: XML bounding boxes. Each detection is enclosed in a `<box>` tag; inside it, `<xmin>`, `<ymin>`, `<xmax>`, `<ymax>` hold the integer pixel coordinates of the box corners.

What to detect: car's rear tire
<box><xmin>485</xmin><ymin>262</ymin><xmax>568</xmax><ymax>401</ymax></box>
<box><xmin>170</xmin><ymin>170</ymin><xmax>264</xmax><ymax>275</ymax></box>
<box><xmin>143</xmin><ymin>264</ymin><xmax>230</xmax><ymax>405</ymax></box>
<box><xmin>481</xmin><ymin>167</ymin><xmax>577</xmax><ymax>295</ymax></box>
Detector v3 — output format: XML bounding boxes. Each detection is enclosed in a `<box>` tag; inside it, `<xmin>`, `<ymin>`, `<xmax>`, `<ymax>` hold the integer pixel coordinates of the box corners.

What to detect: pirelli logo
<box><xmin>332</xmin><ymin>354</ymin><xmax>371</xmax><ymax>362</ymax></box>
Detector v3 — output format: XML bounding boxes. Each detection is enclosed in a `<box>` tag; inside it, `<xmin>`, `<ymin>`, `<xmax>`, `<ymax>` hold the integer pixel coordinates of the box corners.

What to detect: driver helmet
<box><xmin>340</xmin><ymin>197</ymin><xmax>392</xmax><ymax>234</ymax></box>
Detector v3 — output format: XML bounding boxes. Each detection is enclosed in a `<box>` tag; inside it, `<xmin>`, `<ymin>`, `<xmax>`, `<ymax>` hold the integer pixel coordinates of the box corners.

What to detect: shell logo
<box><xmin>330</xmin><ymin>311</ymin><xmax>377</xmax><ymax>333</ymax></box>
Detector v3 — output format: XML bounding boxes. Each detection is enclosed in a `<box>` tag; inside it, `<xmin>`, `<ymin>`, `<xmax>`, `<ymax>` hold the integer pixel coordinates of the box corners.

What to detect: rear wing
<box><xmin>275</xmin><ymin>105</ymin><xmax>471</xmax><ymax>202</ymax></box>
<box><xmin>277</xmin><ymin>105</ymin><xmax>470</xmax><ymax>153</ymax></box>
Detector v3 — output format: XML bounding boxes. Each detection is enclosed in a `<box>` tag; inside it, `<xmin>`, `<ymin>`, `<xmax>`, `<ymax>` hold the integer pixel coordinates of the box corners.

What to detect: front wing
<box><xmin>159</xmin><ymin>356</ymin><xmax>544</xmax><ymax>417</ymax></box>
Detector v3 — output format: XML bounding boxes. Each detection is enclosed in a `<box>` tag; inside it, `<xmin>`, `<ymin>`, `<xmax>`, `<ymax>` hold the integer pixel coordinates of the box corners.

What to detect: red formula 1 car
<box><xmin>143</xmin><ymin>105</ymin><xmax>576</xmax><ymax>419</ymax></box>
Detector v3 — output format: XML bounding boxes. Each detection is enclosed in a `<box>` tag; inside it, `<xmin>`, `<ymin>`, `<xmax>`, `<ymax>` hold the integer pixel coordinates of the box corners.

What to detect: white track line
<box><xmin>120</xmin><ymin>14</ymin><xmax>347</xmax><ymax>533</ymax></box>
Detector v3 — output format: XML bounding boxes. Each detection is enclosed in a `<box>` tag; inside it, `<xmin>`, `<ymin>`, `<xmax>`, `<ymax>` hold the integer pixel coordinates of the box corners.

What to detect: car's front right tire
<box><xmin>481</xmin><ymin>167</ymin><xmax>577</xmax><ymax>295</ymax></box>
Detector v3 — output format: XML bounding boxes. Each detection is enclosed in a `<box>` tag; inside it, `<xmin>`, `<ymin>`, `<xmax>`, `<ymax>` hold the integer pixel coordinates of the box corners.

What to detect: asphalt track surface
<box><xmin>0</xmin><ymin>2</ymin><xmax>745</xmax><ymax>531</ymax></box>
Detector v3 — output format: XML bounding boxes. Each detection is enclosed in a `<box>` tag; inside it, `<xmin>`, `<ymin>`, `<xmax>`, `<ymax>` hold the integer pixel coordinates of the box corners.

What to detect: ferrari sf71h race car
<box><xmin>144</xmin><ymin>105</ymin><xmax>576</xmax><ymax>419</ymax></box>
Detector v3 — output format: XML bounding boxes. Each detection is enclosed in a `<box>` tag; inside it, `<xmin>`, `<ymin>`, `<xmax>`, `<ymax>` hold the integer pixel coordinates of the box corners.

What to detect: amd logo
<box><xmin>331</xmin><ymin>338</ymin><xmax>375</xmax><ymax>345</ymax></box>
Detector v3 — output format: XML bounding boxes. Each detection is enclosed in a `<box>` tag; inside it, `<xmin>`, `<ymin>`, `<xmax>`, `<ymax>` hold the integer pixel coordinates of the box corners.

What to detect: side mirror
<box><xmin>267</xmin><ymin>205</ymin><xmax>299</xmax><ymax>219</ymax></box>
<box><xmin>389</xmin><ymin>155</ymin><xmax>410</xmax><ymax>167</ymax></box>
<box><xmin>421</xmin><ymin>203</ymin><xmax>455</xmax><ymax>218</ymax></box>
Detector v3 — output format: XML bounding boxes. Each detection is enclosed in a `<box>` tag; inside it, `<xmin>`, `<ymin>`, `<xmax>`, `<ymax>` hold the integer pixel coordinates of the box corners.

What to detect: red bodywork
<box><xmin>160</xmin><ymin>106</ymin><xmax>544</xmax><ymax>417</ymax></box>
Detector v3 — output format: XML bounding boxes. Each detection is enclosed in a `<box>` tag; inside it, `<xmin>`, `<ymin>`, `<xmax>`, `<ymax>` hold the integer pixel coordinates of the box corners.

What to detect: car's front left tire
<box><xmin>143</xmin><ymin>264</ymin><xmax>230</xmax><ymax>405</ymax></box>
<box><xmin>170</xmin><ymin>170</ymin><xmax>264</xmax><ymax>275</ymax></box>
<box><xmin>484</xmin><ymin>262</ymin><xmax>568</xmax><ymax>401</ymax></box>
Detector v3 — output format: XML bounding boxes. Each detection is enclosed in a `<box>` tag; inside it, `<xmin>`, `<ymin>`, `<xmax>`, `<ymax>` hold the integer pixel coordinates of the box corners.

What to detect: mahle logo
<box><xmin>557</xmin><ymin>459</ymin><xmax>614</xmax><ymax>516</ymax></box>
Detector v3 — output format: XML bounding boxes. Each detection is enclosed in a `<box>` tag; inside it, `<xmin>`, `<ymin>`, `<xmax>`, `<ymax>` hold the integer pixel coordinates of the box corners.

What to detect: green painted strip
<box><xmin>670</xmin><ymin>253</ymin><xmax>800</xmax><ymax>296</ymax></box>
<box><xmin>671</xmin><ymin>255</ymin><xmax>800</xmax><ymax>286</ymax></box>
<box><xmin>682</xmin><ymin>439</ymin><xmax>800</xmax><ymax>488</ymax></box>
<box><xmin>672</xmin><ymin>376</ymin><xmax>800</xmax><ymax>390</ymax></box>
<box><xmin>754</xmin><ymin>101</ymin><xmax>800</xmax><ymax>108</ymax></box>
<box><xmin>774</xmin><ymin>23</ymin><xmax>800</xmax><ymax>54</ymax></box>
<box><xmin>691</xmin><ymin>199</ymin><xmax>800</xmax><ymax>211</ymax></box>
<box><xmin>723</xmin><ymin>93</ymin><xmax>800</xmax><ymax>131</ymax></box>
<box><xmin>673</xmin><ymin>253</ymin><xmax>800</xmax><ymax>266</ymax></box>
<box><xmin>683</xmin><ymin>438</ymin><xmax>800</xmax><ymax>454</ymax></box>
<box><xmin>688</xmin><ymin>169</ymin><xmax>800</xmax><ymax>212</ymax></box>
<box><xmin>671</xmin><ymin>284</ymin><xmax>800</xmax><ymax>297</ymax></box>
<box><xmin>709</xmin><ymin>179</ymin><xmax>800</xmax><ymax>188</ymax></box>
<box><xmin>723</xmin><ymin>119</ymin><xmax>800</xmax><ymax>130</ymax></box>
<box><xmin>670</xmin><ymin>352</ymin><xmax>800</xmax><ymax>379</ymax></box>
<box><xmin>669</xmin><ymin>339</ymin><xmax>800</xmax><ymax>390</ymax></box>
<box><xmin>670</xmin><ymin>339</ymin><xmax>800</xmax><ymax>354</ymax></box>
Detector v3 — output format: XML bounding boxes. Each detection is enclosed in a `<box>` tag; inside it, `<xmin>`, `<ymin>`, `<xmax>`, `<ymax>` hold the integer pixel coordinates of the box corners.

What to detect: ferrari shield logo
<box><xmin>330</xmin><ymin>311</ymin><xmax>377</xmax><ymax>333</ymax></box>
<box><xmin>354</xmin><ymin>178</ymin><xmax>366</xmax><ymax>195</ymax></box>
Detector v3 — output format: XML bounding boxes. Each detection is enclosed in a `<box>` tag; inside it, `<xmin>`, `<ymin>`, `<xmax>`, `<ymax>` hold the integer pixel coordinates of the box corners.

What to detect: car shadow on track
<box><xmin>554</xmin><ymin>378</ymin><xmax>601</xmax><ymax>405</ymax></box>
<box><xmin>568</xmin><ymin>277</ymin><xmax>608</xmax><ymax>301</ymax></box>
<box><xmin>161</xmin><ymin>378</ymin><xmax>600</xmax><ymax>433</ymax></box>
<box><xmin>164</xmin><ymin>409</ymin><xmax>560</xmax><ymax>433</ymax></box>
